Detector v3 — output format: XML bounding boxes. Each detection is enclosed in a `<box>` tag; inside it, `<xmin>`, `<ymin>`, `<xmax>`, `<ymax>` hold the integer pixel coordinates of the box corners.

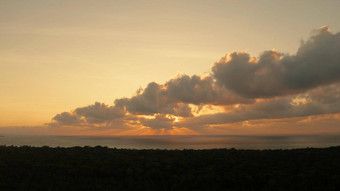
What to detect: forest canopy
<box><xmin>0</xmin><ymin>146</ymin><xmax>339</xmax><ymax>190</ymax></box>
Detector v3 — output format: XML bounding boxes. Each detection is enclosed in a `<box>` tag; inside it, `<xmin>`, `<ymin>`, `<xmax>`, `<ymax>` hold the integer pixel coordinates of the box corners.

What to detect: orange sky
<box><xmin>1</xmin><ymin>1</ymin><xmax>340</xmax><ymax>135</ymax></box>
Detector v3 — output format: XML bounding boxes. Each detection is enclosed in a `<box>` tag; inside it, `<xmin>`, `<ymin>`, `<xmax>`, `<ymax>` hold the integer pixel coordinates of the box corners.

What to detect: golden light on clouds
<box><xmin>1</xmin><ymin>1</ymin><xmax>340</xmax><ymax>136</ymax></box>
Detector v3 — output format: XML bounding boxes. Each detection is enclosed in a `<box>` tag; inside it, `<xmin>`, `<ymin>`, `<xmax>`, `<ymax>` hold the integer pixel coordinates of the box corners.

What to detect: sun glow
<box><xmin>190</xmin><ymin>104</ymin><xmax>226</xmax><ymax>116</ymax></box>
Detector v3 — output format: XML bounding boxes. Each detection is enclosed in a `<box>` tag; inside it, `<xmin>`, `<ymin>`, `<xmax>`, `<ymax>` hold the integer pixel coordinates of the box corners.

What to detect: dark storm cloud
<box><xmin>212</xmin><ymin>26</ymin><xmax>340</xmax><ymax>98</ymax></box>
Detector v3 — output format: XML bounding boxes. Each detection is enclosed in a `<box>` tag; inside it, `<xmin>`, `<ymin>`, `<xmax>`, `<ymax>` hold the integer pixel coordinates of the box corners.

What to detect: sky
<box><xmin>1</xmin><ymin>0</ymin><xmax>340</xmax><ymax>135</ymax></box>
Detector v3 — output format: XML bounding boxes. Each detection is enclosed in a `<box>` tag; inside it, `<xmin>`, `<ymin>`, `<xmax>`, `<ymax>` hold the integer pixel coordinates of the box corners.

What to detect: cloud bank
<box><xmin>213</xmin><ymin>26</ymin><xmax>340</xmax><ymax>98</ymax></box>
<box><xmin>49</xmin><ymin>26</ymin><xmax>340</xmax><ymax>134</ymax></box>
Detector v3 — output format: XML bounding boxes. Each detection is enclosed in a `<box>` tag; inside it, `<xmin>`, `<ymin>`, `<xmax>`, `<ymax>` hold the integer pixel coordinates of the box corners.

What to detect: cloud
<box><xmin>75</xmin><ymin>102</ymin><xmax>125</xmax><ymax>124</ymax></box>
<box><xmin>114</xmin><ymin>74</ymin><xmax>252</xmax><ymax>117</ymax></box>
<box><xmin>52</xmin><ymin>112</ymin><xmax>83</xmax><ymax>126</ymax></box>
<box><xmin>212</xmin><ymin>26</ymin><xmax>340</xmax><ymax>98</ymax></box>
<box><xmin>177</xmin><ymin>82</ymin><xmax>340</xmax><ymax>129</ymax></box>
<box><xmin>50</xmin><ymin>102</ymin><xmax>126</xmax><ymax>127</ymax></box>
<box><xmin>140</xmin><ymin>114</ymin><xmax>176</xmax><ymax>130</ymax></box>
<box><xmin>49</xmin><ymin>26</ymin><xmax>340</xmax><ymax>134</ymax></box>
<box><xmin>165</xmin><ymin>74</ymin><xmax>252</xmax><ymax>105</ymax></box>
<box><xmin>114</xmin><ymin>82</ymin><xmax>186</xmax><ymax>116</ymax></box>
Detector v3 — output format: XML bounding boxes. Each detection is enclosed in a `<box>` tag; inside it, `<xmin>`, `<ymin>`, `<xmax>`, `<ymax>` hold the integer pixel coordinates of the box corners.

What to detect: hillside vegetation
<box><xmin>0</xmin><ymin>146</ymin><xmax>339</xmax><ymax>190</ymax></box>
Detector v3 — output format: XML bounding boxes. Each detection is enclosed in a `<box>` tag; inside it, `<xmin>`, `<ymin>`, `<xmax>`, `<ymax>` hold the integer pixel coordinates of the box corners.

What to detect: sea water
<box><xmin>0</xmin><ymin>134</ymin><xmax>339</xmax><ymax>149</ymax></box>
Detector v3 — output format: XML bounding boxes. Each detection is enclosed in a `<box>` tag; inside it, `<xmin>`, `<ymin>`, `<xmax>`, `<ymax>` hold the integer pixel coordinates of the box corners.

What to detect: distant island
<box><xmin>0</xmin><ymin>146</ymin><xmax>339</xmax><ymax>190</ymax></box>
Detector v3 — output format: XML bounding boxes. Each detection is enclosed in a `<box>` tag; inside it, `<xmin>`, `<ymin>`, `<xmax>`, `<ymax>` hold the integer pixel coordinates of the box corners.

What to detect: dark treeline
<box><xmin>0</xmin><ymin>146</ymin><xmax>339</xmax><ymax>190</ymax></box>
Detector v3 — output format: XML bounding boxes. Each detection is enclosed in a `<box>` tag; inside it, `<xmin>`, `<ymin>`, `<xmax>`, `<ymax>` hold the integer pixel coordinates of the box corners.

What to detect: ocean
<box><xmin>1</xmin><ymin>134</ymin><xmax>340</xmax><ymax>149</ymax></box>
